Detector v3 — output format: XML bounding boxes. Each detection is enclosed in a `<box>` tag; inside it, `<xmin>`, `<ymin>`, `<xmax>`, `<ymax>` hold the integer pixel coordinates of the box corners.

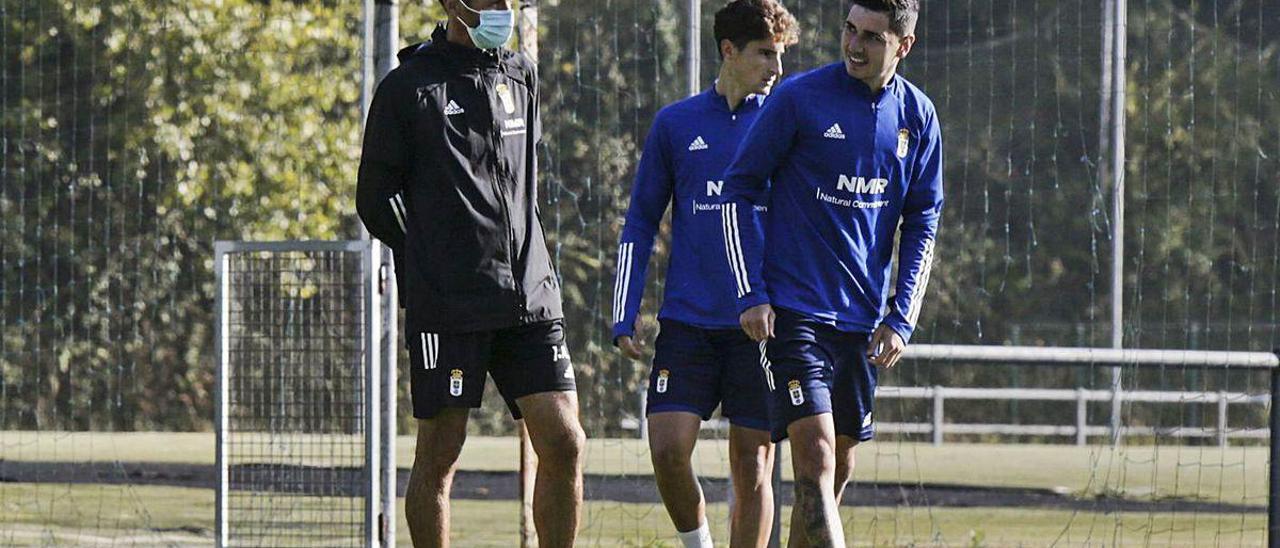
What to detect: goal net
<box><xmin>214</xmin><ymin>241</ymin><xmax>387</xmax><ymax>547</ymax></box>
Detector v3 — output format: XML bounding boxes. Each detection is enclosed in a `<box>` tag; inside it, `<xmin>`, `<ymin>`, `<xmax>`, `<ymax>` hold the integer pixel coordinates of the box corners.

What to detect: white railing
<box><xmin>624</xmin><ymin>344</ymin><xmax>1280</xmax><ymax>543</ymax></box>
<box><xmin>626</xmin><ymin>386</ymin><xmax>1268</xmax><ymax>447</ymax></box>
<box><xmin>627</xmin><ymin>345</ymin><xmax>1280</xmax><ymax>447</ymax></box>
<box><xmin>875</xmin><ymin>385</ymin><xmax>1268</xmax><ymax>446</ymax></box>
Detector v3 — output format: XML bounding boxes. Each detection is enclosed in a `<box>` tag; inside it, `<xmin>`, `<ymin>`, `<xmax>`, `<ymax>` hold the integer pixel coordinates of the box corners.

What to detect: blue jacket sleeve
<box><xmin>720</xmin><ymin>88</ymin><xmax>798</xmax><ymax>313</ymax></box>
<box><xmin>882</xmin><ymin>109</ymin><xmax>944</xmax><ymax>343</ymax></box>
<box><xmin>611</xmin><ymin>115</ymin><xmax>674</xmax><ymax>342</ymax></box>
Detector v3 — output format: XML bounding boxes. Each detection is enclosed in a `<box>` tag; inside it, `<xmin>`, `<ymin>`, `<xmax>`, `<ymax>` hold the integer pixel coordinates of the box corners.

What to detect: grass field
<box><xmin>0</xmin><ymin>431</ymin><xmax>1271</xmax><ymax>545</ymax></box>
<box><xmin>0</xmin><ymin>484</ymin><xmax>1266</xmax><ymax>546</ymax></box>
<box><xmin>2</xmin><ymin>431</ymin><xmax>1267</xmax><ymax>503</ymax></box>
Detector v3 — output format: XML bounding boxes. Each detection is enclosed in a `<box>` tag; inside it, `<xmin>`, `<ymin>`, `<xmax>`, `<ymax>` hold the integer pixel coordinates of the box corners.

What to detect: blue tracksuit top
<box><xmin>720</xmin><ymin>63</ymin><xmax>944</xmax><ymax>342</ymax></box>
<box><xmin>611</xmin><ymin>85</ymin><xmax>769</xmax><ymax>341</ymax></box>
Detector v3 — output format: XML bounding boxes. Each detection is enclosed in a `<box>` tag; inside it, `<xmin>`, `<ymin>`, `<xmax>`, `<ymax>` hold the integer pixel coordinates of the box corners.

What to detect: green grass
<box><xmin>1</xmin><ymin>432</ymin><xmax>1269</xmax><ymax>545</ymax></box>
<box><xmin>2</xmin><ymin>431</ymin><xmax>1267</xmax><ymax>504</ymax></box>
<box><xmin>0</xmin><ymin>483</ymin><xmax>1266</xmax><ymax>546</ymax></box>
<box><xmin>1</xmin><ymin>483</ymin><xmax>214</xmax><ymax>546</ymax></box>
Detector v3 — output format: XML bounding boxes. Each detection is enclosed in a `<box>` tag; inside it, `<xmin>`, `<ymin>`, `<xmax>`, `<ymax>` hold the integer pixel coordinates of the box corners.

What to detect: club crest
<box><xmin>449</xmin><ymin>369</ymin><xmax>464</xmax><ymax>397</ymax></box>
<box><xmin>495</xmin><ymin>83</ymin><xmax>516</xmax><ymax>115</ymax></box>
<box><xmin>788</xmin><ymin>380</ymin><xmax>804</xmax><ymax>406</ymax></box>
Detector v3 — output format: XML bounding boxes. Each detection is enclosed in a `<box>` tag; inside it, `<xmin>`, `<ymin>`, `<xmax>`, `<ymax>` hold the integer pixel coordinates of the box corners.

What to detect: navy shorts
<box><xmin>407</xmin><ymin>320</ymin><xmax>576</xmax><ymax>420</ymax></box>
<box><xmin>646</xmin><ymin>319</ymin><xmax>770</xmax><ymax>431</ymax></box>
<box><xmin>764</xmin><ymin>307</ymin><xmax>877</xmax><ymax>443</ymax></box>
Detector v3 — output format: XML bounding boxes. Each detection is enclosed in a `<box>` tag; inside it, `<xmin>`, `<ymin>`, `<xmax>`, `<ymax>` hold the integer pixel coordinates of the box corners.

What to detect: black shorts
<box><xmin>407</xmin><ymin>319</ymin><xmax>576</xmax><ymax>420</ymax></box>
<box><xmin>764</xmin><ymin>307</ymin><xmax>878</xmax><ymax>443</ymax></box>
<box><xmin>647</xmin><ymin>319</ymin><xmax>770</xmax><ymax>431</ymax></box>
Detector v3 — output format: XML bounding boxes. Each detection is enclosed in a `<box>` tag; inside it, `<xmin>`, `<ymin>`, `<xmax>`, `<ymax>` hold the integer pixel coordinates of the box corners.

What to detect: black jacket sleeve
<box><xmin>356</xmin><ymin>74</ymin><xmax>410</xmax><ymax>252</ymax></box>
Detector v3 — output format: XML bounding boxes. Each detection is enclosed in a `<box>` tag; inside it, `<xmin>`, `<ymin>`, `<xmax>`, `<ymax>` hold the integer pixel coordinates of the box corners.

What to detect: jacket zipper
<box><xmin>870</xmin><ymin>101</ymin><xmax>879</xmax><ymax>160</ymax></box>
<box><xmin>482</xmin><ymin>70</ymin><xmax>526</xmax><ymax>314</ymax></box>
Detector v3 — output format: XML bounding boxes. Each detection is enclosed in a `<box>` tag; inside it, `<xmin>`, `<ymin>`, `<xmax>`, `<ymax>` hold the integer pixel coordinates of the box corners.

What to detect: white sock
<box><xmin>676</xmin><ymin>521</ymin><xmax>713</xmax><ymax>548</ymax></box>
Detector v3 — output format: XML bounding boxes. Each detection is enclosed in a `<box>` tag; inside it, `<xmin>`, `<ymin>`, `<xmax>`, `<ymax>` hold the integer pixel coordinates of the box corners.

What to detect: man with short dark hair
<box><xmin>356</xmin><ymin>1</ymin><xmax>584</xmax><ymax>546</ymax></box>
<box><xmin>720</xmin><ymin>1</ymin><xmax>942</xmax><ymax>545</ymax></box>
<box><xmin>611</xmin><ymin>1</ymin><xmax>798</xmax><ymax>546</ymax></box>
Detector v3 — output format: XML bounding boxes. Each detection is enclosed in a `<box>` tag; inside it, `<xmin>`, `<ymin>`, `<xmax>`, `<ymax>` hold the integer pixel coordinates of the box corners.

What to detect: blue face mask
<box><xmin>457</xmin><ymin>0</ymin><xmax>514</xmax><ymax>50</ymax></box>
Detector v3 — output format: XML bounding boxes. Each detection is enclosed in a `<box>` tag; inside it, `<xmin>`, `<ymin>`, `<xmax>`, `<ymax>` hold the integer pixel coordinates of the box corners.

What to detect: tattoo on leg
<box><xmin>795</xmin><ymin>478</ymin><xmax>835</xmax><ymax>547</ymax></box>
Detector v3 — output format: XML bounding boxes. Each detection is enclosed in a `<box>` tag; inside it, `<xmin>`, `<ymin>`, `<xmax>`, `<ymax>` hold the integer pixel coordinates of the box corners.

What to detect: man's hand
<box><xmin>739</xmin><ymin>304</ymin><xmax>775</xmax><ymax>342</ymax></box>
<box><xmin>867</xmin><ymin>325</ymin><xmax>905</xmax><ymax>368</ymax></box>
<box><xmin>616</xmin><ymin>335</ymin><xmax>644</xmax><ymax>360</ymax></box>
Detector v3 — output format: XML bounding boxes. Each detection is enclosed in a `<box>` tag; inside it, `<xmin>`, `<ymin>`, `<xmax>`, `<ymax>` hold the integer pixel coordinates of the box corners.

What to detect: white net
<box><xmin>217</xmin><ymin>243</ymin><xmax>376</xmax><ymax>547</ymax></box>
<box><xmin>1</xmin><ymin>0</ymin><xmax>1277</xmax><ymax>545</ymax></box>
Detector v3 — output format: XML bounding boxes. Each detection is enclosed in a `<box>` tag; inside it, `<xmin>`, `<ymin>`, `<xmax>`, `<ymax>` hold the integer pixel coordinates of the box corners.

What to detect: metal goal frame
<box><xmin>214</xmin><ymin>240</ymin><xmax>396</xmax><ymax>547</ymax></box>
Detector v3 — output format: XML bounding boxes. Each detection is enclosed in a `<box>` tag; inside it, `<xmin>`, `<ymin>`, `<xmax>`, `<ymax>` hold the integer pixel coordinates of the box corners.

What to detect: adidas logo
<box><xmin>688</xmin><ymin>136</ymin><xmax>708</xmax><ymax>151</ymax></box>
<box><xmin>823</xmin><ymin>123</ymin><xmax>846</xmax><ymax>140</ymax></box>
<box><xmin>444</xmin><ymin>100</ymin><xmax>465</xmax><ymax>116</ymax></box>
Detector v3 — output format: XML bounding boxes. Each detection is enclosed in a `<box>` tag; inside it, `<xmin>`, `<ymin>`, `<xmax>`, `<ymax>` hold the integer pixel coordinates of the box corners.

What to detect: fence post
<box><xmin>379</xmin><ymin>255</ymin><xmax>397</xmax><ymax>547</ymax></box>
<box><xmin>639</xmin><ymin>388</ymin><xmax>648</xmax><ymax>441</ymax></box>
<box><xmin>214</xmin><ymin>244</ymin><xmax>229</xmax><ymax>548</ymax></box>
<box><xmin>1217</xmin><ymin>391</ymin><xmax>1229</xmax><ymax>448</ymax></box>
<box><xmin>1111</xmin><ymin>382</ymin><xmax>1123</xmax><ymax>445</ymax></box>
<box><xmin>932</xmin><ymin>386</ymin><xmax>944</xmax><ymax>446</ymax></box>
<box><xmin>519</xmin><ymin>423</ymin><xmax>537</xmax><ymax>548</ymax></box>
<box><xmin>362</xmin><ymin>244</ymin><xmax>383</xmax><ymax>548</ymax></box>
<box><xmin>1076</xmin><ymin>388</ymin><xmax>1088</xmax><ymax>446</ymax></box>
<box><xmin>686</xmin><ymin>0</ymin><xmax>700</xmax><ymax>97</ymax></box>
<box><xmin>1268</xmin><ymin>357</ymin><xmax>1279</xmax><ymax>544</ymax></box>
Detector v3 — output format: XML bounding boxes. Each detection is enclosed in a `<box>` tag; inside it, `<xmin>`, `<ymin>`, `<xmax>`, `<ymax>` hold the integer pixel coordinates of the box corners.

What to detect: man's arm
<box><xmin>356</xmin><ymin>75</ymin><xmax>410</xmax><ymax>252</ymax></box>
<box><xmin>720</xmin><ymin>88</ymin><xmax>798</xmax><ymax>340</ymax></box>
<box><xmin>881</xmin><ymin>110</ymin><xmax>944</xmax><ymax>345</ymax></box>
<box><xmin>611</xmin><ymin>116</ymin><xmax>675</xmax><ymax>355</ymax></box>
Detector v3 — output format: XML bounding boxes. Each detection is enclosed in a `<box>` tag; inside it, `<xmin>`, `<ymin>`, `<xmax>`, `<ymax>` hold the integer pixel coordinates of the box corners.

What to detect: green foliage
<box><xmin>1</xmin><ymin>0</ymin><xmax>1277</xmax><ymax>433</ymax></box>
<box><xmin>2</xmin><ymin>0</ymin><xmax>366</xmax><ymax>429</ymax></box>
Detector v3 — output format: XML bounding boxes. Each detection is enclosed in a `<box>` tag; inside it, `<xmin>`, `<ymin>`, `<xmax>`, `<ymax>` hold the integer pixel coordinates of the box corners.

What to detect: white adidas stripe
<box><xmin>905</xmin><ymin>239</ymin><xmax>936</xmax><ymax>326</ymax></box>
<box><xmin>420</xmin><ymin>333</ymin><xmax>439</xmax><ymax>369</ymax></box>
<box><xmin>431</xmin><ymin>334</ymin><xmax>439</xmax><ymax>369</ymax></box>
<box><xmin>389</xmin><ymin>195</ymin><xmax>407</xmax><ymax>233</ymax></box>
<box><xmin>394</xmin><ymin>194</ymin><xmax>407</xmax><ymax>223</ymax></box>
<box><xmin>612</xmin><ymin>243</ymin><xmax>633</xmax><ymax>325</ymax></box>
<box><xmin>722</xmin><ymin>204</ymin><xmax>748</xmax><ymax>297</ymax></box>
<box><xmin>611</xmin><ymin>245</ymin><xmax>620</xmax><ymax>325</ymax></box>
<box><xmin>612</xmin><ymin>244</ymin><xmax>623</xmax><ymax>324</ymax></box>
<box><xmin>420</xmin><ymin>333</ymin><xmax>429</xmax><ymax>370</ymax></box>
<box><xmin>759</xmin><ymin>340</ymin><xmax>775</xmax><ymax>391</ymax></box>
<box><xmin>721</xmin><ymin>203</ymin><xmax>751</xmax><ymax>297</ymax></box>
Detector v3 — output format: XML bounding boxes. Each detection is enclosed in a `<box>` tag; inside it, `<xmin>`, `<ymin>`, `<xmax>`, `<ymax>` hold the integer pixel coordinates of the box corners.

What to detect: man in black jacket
<box><xmin>356</xmin><ymin>1</ymin><xmax>584</xmax><ymax>545</ymax></box>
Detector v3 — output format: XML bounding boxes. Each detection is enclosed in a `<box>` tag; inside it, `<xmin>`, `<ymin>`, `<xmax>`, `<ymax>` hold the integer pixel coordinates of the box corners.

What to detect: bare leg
<box><xmin>405</xmin><ymin>409</ymin><xmax>469</xmax><ymax>548</ymax></box>
<box><xmin>832</xmin><ymin>435</ymin><xmax>858</xmax><ymax>506</ymax></box>
<box><xmin>786</xmin><ymin>414</ymin><xmax>844</xmax><ymax>548</ymax></box>
<box><xmin>728</xmin><ymin>424</ymin><xmax>775</xmax><ymax>547</ymax></box>
<box><xmin>517</xmin><ymin>391</ymin><xmax>586</xmax><ymax>548</ymax></box>
<box><xmin>647</xmin><ymin>412</ymin><xmax>706</xmax><ymax>533</ymax></box>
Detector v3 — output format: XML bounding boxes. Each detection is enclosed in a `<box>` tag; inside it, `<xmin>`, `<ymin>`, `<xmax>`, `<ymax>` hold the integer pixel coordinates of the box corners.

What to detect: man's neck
<box><xmin>714</xmin><ymin>70</ymin><xmax>752</xmax><ymax>112</ymax></box>
<box><xmin>861</xmin><ymin>64</ymin><xmax>898</xmax><ymax>94</ymax></box>
<box><xmin>445</xmin><ymin>19</ymin><xmax>476</xmax><ymax>48</ymax></box>
<box><xmin>863</xmin><ymin>75</ymin><xmax>891</xmax><ymax>93</ymax></box>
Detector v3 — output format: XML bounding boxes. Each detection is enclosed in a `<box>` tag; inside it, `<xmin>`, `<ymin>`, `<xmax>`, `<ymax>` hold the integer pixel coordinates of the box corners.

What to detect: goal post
<box><xmin>211</xmin><ymin>239</ymin><xmax>1279</xmax><ymax>546</ymax></box>
<box><xmin>214</xmin><ymin>240</ymin><xmax>394</xmax><ymax>547</ymax></box>
<box><xmin>902</xmin><ymin>343</ymin><xmax>1280</xmax><ymax>541</ymax></box>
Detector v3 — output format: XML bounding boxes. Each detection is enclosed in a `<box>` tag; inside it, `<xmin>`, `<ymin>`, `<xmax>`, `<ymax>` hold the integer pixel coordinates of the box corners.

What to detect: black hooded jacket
<box><xmin>357</xmin><ymin>24</ymin><xmax>562</xmax><ymax>333</ymax></box>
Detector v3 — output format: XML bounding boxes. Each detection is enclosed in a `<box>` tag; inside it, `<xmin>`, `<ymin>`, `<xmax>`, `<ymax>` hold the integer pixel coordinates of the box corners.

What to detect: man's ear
<box><xmin>720</xmin><ymin>38</ymin><xmax>738</xmax><ymax>61</ymax></box>
<box><xmin>896</xmin><ymin>34</ymin><xmax>916</xmax><ymax>60</ymax></box>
